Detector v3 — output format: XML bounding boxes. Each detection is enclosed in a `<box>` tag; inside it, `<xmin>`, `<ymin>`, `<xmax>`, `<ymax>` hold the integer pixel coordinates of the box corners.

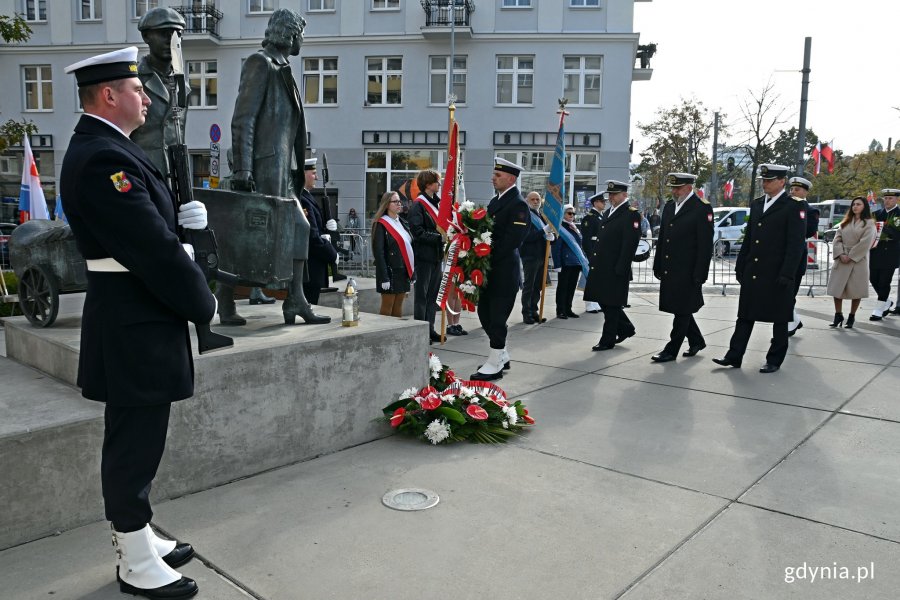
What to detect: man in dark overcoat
<box><xmin>470</xmin><ymin>158</ymin><xmax>530</xmax><ymax>381</ymax></box>
<box><xmin>651</xmin><ymin>173</ymin><xmax>713</xmax><ymax>362</ymax></box>
<box><xmin>584</xmin><ymin>180</ymin><xmax>641</xmax><ymax>350</ymax></box>
<box><xmin>580</xmin><ymin>192</ymin><xmax>606</xmax><ymax>314</ymax></box>
<box><xmin>299</xmin><ymin>158</ymin><xmax>337</xmax><ymax>305</ymax></box>
<box><xmin>520</xmin><ymin>190</ymin><xmax>555</xmax><ymax>324</ymax></box>
<box><xmin>61</xmin><ymin>46</ymin><xmax>215</xmax><ymax>598</ymax></box>
<box><xmin>869</xmin><ymin>188</ymin><xmax>900</xmax><ymax>320</ymax></box>
<box><xmin>713</xmin><ymin>165</ymin><xmax>805</xmax><ymax>373</ymax></box>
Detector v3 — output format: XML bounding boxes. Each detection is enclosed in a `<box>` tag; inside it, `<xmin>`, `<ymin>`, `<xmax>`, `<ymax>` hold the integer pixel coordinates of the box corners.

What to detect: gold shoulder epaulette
<box><xmin>700</xmin><ymin>197</ymin><xmax>710</xmax><ymax>205</ymax></box>
<box><xmin>629</xmin><ymin>206</ymin><xmax>638</xmax><ymax>211</ymax></box>
<box><xmin>793</xmin><ymin>196</ymin><xmax>804</xmax><ymax>202</ymax></box>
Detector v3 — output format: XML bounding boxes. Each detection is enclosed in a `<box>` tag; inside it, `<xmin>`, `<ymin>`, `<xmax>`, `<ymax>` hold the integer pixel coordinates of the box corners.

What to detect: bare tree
<box><xmin>736</xmin><ymin>81</ymin><xmax>791</xmax><ymax>200</ymax></box>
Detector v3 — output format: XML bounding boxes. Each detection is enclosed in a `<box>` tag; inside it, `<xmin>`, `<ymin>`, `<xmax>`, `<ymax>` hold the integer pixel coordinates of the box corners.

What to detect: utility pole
<box><xmin>796</xmin><ymin>37</ymin><xmax>812</xmax><ymax>175</ymax></box>
<box><xmin>710</xmin><ymin>111</ymin><xmax>719</xmax><ymax>207</ymax></box>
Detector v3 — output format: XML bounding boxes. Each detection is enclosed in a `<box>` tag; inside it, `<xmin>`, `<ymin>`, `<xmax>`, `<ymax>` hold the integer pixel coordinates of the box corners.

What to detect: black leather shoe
<box><xmin>787</xmin><ymin>321</ymin><xmax>803</xmax><ymax>336</ymax></box>
<box><xmin>117</xmin><ymin>572</ymin><xmax>198</xmax><ymax>599</ymax></box>
<box><xmin>430</xmin><ymin>330</ymin><xmax>443</xmax><ymax>343</ymax></box>
<box><xmin>592</xmin><ymin>342</ymin><xmax>615</xmax><ymax>351</ymax></box>
<box><xmin>523</xmin><ymin>316</ymin><xmax>536</xmax><ymax>324</ymax></box>
<box><xmin>586</xmin><ymin>309</ymin><xmax>602</xmax><ymax>314</ymax></box>
<box><xmin>682</xmin><ymin>342</ymin><xmax>706</xmax><ymax>357</ymax></box>
<box><xmin>712</xmin><ymin>357</ymin><xmax>741</xmax><ymax>368</ymax></box>
<box><xmin>651</xmin><ymin>352</ymin><xmax>677</xmax><ymax>363</ymax></box>
<box><xmin>446</xmin><ymin>324</ymin><xmax>468</xmax><ymax>336</ymax></box>
<box><xmin>161</xmin><ymin>542</ymin><xmax>195</xmax><ymax>568</ymax></box>
<box><xmin>556</xmin><ymin>313</ymin><xmax>568</xmax><ymax>320</ymax></box>
<box><xmin>759</xmin><ymin>363</ymin><xmax>780</xmax><ymax>374</ymax></box>
<box><xmin>469</xmin><ymin>370</ymin><xmax>503</xmax><ymax>381</ymax></box>
<box><xmin>616</xmin><ymin>330</ymin><xmax>636</xmax><ymax>344</ymax></box>
<box><xmin>565</xmin><ymin>311</ymin><xmax>580</xmax><ymax>319</ymax></box>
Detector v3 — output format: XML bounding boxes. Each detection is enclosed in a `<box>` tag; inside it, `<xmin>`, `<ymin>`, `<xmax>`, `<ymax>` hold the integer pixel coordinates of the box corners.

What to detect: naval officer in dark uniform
<box><xmin>650</xmin><ymin>173</ymin><xmax>714</xmax><ymax>362</ymax></box>
<box><xmin>869</xmin><ymin>188</ymin><xmax>900</xmax><ymax>320</ymax></box>
<box><xmin>583</xmin><ymin>180</ymin><xmax>642</xmax><ymax>351</ymax></box>
<box><xmin>580</xmin><ymin>192</ymin><xmax>606</xmax><ymax>314</ymax></box>
<box><xmin>299</xmin><ymin>158</ymin><xmax>338</xmax><ymax>305</ymax></box>
<box><xmin>713</xmin><ymin>164</ymin><xmax>805</xmax><ymax>374</ymax></box>
<box><xmin>785</xmin><ymin>176</ymin><xmax>818</xmax><ymax>335</ymax></box>
<box><xmin>61</xmin><ymin>47</ymin><xmax>214</xmax><ymax>598</ymax></box>
<box><xmin>470</xmin><ymin>158</ymin><xmax>531</xmax><ymax>381</ymax></box>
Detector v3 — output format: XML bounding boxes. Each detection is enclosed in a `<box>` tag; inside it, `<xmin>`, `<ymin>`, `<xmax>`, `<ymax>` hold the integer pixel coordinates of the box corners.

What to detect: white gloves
<box><xmin>542</xmin><ymin>223</ymin><xmax>552</xmax><ymax>233</ymax></box>
<box><xmin>325</xmin><ymin>219</ymin><xmax>338</xmax><ymax>232</ymax></box>
<box><xmin>178</xmin><ymin>200</ymin><xmax>207</xmax><ymax>230</ymax></box>
<box><xmin>544</xmin><ymin>232</ymin><xmax>556</xmax><ymax>241</ymax></box>
<box><xmin>321</xmin><ymin>234</ymin><xmax>331</xmax><ymax>243</ymax></box>
<box><xmin>381</xmin><ymin>282</ymin><xmax>390</xmax><ymax>290</ymax></box>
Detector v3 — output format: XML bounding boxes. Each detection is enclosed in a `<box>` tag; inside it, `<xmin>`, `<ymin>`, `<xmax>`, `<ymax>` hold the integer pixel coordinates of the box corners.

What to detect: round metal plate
<box><xmin>382</xmin><ymin>488</ymin><xmax>440</xmax><ymax>512</ymax></box>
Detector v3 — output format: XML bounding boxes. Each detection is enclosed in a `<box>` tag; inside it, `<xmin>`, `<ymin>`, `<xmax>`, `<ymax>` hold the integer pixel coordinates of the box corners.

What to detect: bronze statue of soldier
<box><xmin>221</xmin><ymin>8</ymin><xmax>329</xmax><ymax>325</ymax></box>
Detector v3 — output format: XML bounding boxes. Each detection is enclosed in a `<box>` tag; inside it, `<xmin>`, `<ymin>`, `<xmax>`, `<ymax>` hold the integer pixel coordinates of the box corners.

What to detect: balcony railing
<box><xmin>173</xmin><ymin>4</ymin><xmax>224</xmax><ymax>38</ymax></box>
<box><xmin>421</xmin><ymin>0</ymin><xmax>475</xmax><ymax>27</ymax></box>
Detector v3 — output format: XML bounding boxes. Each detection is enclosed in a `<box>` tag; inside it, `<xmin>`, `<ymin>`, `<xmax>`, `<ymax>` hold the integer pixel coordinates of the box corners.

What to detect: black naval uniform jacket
<box><xmin>484</xmin><ymin>185</ymin><xmax>530</xmax><ymax>294</ymax></box>
<box><xmin>407</xmin><ymin>194</ymin><xmax>444</xmax><ymax>264</ymax></box>
<box><xmin>60</xmin><ymin>115</ymin><xmax>216</xmax><ymax>406</ymax></box>
<box><xmin>583</xmin><ymin>202</ymin><xmax>641</xmax><ymax>307</ymax></box>
<box><xmin>579</xmin><ymin>208</ymin><xmax>604</xmax><ymax>256</ymax></box>
<box><xmin>653</xmin><ymin>194</ymin><xmax>714</xmax><ymax>314</ymax></box>
<box><xmin>734</xmin><ymin>191</ymin><xmax>805</xmax><ymax>323</ymax></box>
<box><xmin>871</xmin><ymin>206</ymin><xmax>900</xmax><ymax>270</ymax></box>
<box><xmin>300</xmin><ymin>188</ymin><xmax>338</xmax><ymax>289</ymax></box>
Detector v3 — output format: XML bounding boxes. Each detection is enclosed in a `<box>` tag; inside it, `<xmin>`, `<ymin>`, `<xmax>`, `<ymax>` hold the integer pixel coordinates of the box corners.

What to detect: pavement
<box><xmin>1</xmin><ymin>286</ymin><xmax>900</xmax><ymax>599</ymax></box>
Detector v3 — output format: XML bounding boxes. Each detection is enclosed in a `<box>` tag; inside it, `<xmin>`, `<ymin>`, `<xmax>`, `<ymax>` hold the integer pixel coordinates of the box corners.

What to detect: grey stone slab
<box><xmin>840</xmin><ymin>368</ymin><xmax>900</xmax><ymax>421</ymax></box>
<box><xmin>516</xmin><ymin>374</ymin><xmax>828</xmax><ymax>498</ymax></box>
<box><xmin>600</xmin><ymin>347</ymin><xmax>884</xmax><ymax>411</ymax></box>
<box><xmin>153</xmin><ymin>439</ymin><xmax>726</xmax><ymax>600</ymax></box>
<box><xmin>0</xmin><ymin>521</ymin><xmax>250</xmax><ymax>600</ymax></box>
<box><xmin>742</xmin><ymin>414</ymin><xmax>900</xmax><ymax>542</ymax></box>
<box><xmin>623</xmin><ymin>504</ymin><xmax>900</xmax><ymax>600</ymax></box>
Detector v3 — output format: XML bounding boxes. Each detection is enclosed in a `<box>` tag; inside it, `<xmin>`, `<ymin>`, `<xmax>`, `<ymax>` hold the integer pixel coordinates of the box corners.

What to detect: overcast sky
<box><xmin>631</xmin><ymin>0</ymin><xmax>900</xmax><ymax>159</ymax></box>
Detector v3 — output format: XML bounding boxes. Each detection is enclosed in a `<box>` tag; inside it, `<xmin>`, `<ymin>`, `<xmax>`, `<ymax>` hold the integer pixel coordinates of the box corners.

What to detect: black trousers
<box><xmin>520</xmin><ymin>258</ymin><xmax>543</xmax><ymax>317</ymax></box>
<box><xmin>599</xmin><ymin>305</ymin><xmax>634</xmax><ymax>346</ymax></box>
<box><xmin>556</xmin><ymin>266</ymin><xmax>581</xmax><ymax>315</ymax></box>
<box><xmin>303</xmin><ymin>280</ymin><xmax>321</xmax><ymax>305</ymax></box>
<box><xmin>664</xmin><ymin>314</ymin><xmax>704</xmax><ymax>355</ymax></box>
<box><xmin>725</xmin><ymin>318</ymin><xmax>788</xmax><ymax>366</ymax></box>
<box><xmin>102</xmin><ymin>403</ymin><xmax>171</xmax><ymax>533</ymax></box>
<box><xmin>413</xmin><ymin>260</ymin><xmax>442</xmax><ymax>331</ymax></box>
<box><xmin>870</xmin><ymin>267</ymin><xmax>897</xmax><ymax>301</ymax></box>
<box><xmin>478</xmin><ymin>292</ymin><xmax>518</xmax><ymax>349</ymax></box>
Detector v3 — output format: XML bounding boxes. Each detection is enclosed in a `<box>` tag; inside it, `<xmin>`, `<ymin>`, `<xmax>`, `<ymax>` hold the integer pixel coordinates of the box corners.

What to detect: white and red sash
<box><xmin>379</xmin><ymin>215</ymin><xmax>415</xmax><ymax>279</ymax></box>
<box><xmin>415</xmin><ymin>194</ymin><xmax>440</xmax><ymax>225</ymax></box>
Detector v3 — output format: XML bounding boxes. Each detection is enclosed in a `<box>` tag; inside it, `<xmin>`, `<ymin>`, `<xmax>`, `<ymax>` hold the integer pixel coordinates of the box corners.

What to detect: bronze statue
<box><xmin>636</xmin><ymin>43</ymin><xmax>657</xmax><ymax>69</ymax></box>
<box><xmin>221</xmin><ymin>8</ymin><xmax>328</xmax><ymax>325</ymax></box>
<box><xmin>131</xmin><ymin>7</ymin><xmax>188</xmax><ymax>181</ymax></box>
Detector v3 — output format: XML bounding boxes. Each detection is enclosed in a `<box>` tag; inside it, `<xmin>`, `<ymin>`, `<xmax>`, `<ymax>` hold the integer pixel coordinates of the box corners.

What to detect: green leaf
<box><xmin>436</xmin><ymin>406</ymin><xmax>466</xmax><ymax>425</ymax></box>
<box><xmin>382</xmin><ymin>398</ymin><xmax>413</xmax><ymax>416</ymax></box>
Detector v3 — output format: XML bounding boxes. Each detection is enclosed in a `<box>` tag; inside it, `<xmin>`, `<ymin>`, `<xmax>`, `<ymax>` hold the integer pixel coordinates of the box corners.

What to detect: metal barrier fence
<box><xmin>338</xmin><ymin>231</ymin><xmax>373</xmax><ymax>277</ymax></box>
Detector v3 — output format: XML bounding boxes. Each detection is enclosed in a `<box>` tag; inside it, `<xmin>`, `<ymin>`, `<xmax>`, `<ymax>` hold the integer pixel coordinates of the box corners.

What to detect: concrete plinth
<box><xmin>1</xmin><ymin>305</ymin><xmax>427</xmax><ymax>549</ymax></box>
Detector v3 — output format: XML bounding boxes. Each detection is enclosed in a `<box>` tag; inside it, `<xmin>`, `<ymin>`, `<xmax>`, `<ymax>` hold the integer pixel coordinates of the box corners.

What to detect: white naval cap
<box><xmin>666</xmin><ymin>173</ymin><xmax>698</xmax><ymax>186</ymax></box>
<box><xmin>789</xmin><ymin>176</ymin><xmax>812</xmax><ymax>191</ymax></box>
<box><xmin>65</xmin><ymin>47</ymin><xmax>139</xmax><ymax>87</ymax></box>
<box><xmin>881</xmin><ymin>188</ymin><xmax>900</xmax><ymax>197</ymax></box>
<box><xmin>493</xmin><ymin>157</ymin><xmax>524</xmax><ymax>177</ymax></box>
<box><xmin>304</xmin><ymin>158</ymin><xmax>318</xmax><ymax>170</ymax></box>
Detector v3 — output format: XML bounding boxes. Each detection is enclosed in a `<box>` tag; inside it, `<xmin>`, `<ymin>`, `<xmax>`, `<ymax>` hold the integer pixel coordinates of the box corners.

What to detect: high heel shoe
<box><xmin>829</xmin><ymin>312</ymin><xmax>844</xmax><ymax>328</ymax></box>
<box><xmin>844</xmin><ymin>313</ymin><xmax>855</xmax><ymax>328</ymax></box>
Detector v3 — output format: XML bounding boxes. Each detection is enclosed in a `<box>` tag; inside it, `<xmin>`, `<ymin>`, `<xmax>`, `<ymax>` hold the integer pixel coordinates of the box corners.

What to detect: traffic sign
<box><xmin>209</xmin><ymin>123</ymin><xmax>221</xmax><ymax>143</ymax></box>
<box><xmin>210</xmin><ymin>142</ymin><xmax>220</xmax><ymax>154</ymax></box>
<box><xmin>210</xmin><ymin>157</ymin><xmax>219</xmax><ymax>177</ymax></box>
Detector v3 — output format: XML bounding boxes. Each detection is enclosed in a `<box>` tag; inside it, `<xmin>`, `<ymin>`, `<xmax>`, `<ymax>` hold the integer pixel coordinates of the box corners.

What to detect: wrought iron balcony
<box><xmin>421</xmin><ymin>0</ymin><xmax>475</xmax><ymax>28</ymax></box>
<box><xmin>173</xmin><ymin>4</ymin><xmax>224</xmax><ymax>38</ymax></box>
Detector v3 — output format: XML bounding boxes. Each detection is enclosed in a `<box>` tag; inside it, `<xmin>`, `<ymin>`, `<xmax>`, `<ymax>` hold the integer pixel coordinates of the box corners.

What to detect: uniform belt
<box><xmin>86</xmin><ymin>258</ymin><xmax>129</xmax><ymax>272</ymax></box>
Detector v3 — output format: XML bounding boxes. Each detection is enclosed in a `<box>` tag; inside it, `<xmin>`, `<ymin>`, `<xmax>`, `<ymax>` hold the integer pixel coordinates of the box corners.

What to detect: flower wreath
<box><xmin>444</xmin><ymin>201</ymin><xmax>494</xmax><ymax>311</ymax></box>
<box><xmin>381</xmin><ymin>353</ymin><xmax>534</xmax><ymax>444</ymax></box>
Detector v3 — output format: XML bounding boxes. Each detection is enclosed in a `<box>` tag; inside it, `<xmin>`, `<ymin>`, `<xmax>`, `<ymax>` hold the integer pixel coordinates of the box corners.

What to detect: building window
<box><xmin>248</xmin><ymin>0</ymin><xmax>274</xmax><ymax>14</ymax></box>
<box><xmin>134</xmin><ymin>0</ymin><xmax>158</xmax><ymax>17</ymax></box>
<box><xmin>366</xmin><ymin>57</ymin><xmax>402</xmax><ymax>106</ymax></box>
<box><xmin>190</xmin><ymin>153</ymin><xmax>210</xmax><ymax>188</ymax></box>
<box><xmin>23</xmin><ymin>65</ymin><xmax>53</xmax><ymax>111</ymax></box>
<box><xmin>496</xmin><ymin>56</ymin><xmax>533</xmax><ymax>105</ymax></box>
<box><xmin>496</xmin><ymin>151</ymin><xmax>598</xmax><ymax>205</ymax></box>
<box><xmin>570</xmin><ymin>0</ymin><xmax>600</xmax><ymax>6</ymax></box>
<box><xmin>430</xmin><ymin>56</ymin><xmax>466</xmax><ymax>105</ymax></box>
<box><xmin>563</xmin><ymin>56</ymin><xmax>602</xmax><ymax>106</ymax></box>
<box><xmin>187</xmin><ymin>60</ymin><xmax>217</xmax><ymax>108</ymax></box>
<box><xmin>365</xmin><ymin>149</ymin><xmax>453</xmax><ymax>215</ymax></box>
<box><xmin>79</xmin><ymin>0</ymin><xmax>102</xmax><ymax>20</ymax></box>
<box><xmin>22</xmin><ymin>0</ymin><xmax>46</xmax><ymax>21</ymax></box>
<box><xmin>0</xmin><ymin>157</ymin><xmax>20</xmax><ymax>176</ymax></box>
<box><xmin>502</xmin><ymin>0</ymin><xmax>531</xmax><ymax>6</ymax></box>
<box><xmin>308</xmin><ymin>0</ymin><xmax>335</xmax><ymax>10</ymax></box>
<box><xmin>303</xmin><ymin>57</ymin><xmax>338</xmax><ymax>105</ymax></box>
<box><xmin>372</xmin><ymin>0</ymin><xmax>399</xmax><ymax>9</ymax></box>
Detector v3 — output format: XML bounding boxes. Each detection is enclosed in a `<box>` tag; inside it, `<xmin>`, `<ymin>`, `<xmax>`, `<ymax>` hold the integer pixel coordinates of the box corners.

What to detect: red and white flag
<box><xmin>821</xmin><ymin>142</ymin><xmax>835</xmax><ymax>174</ymax></box>
<box><xmin>18</xmin><ymin>135</ymin><xmax>49</xmax><ymax>222</ymax></box>
<box><xmin>723</xmin><ymin>179</ymin><xmax>734</xmax><ymax>200</ymax></box>
<box><xmin>437</xmin><ymin>121</ymin><xmax>459</xmax><ymax>231</ymax></box>
<box><xmin>811</xmin><ymin>141</ymin><xmax>821</xmax><ymax>175</ymax></box>
<box><xmin>867</xmin><ymin>190</ymin><xmax>876</xmax><ymax>209</ymax></box>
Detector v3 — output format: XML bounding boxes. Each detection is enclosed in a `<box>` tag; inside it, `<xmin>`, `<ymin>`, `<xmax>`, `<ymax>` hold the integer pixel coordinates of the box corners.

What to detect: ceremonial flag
<box><xmin>437</xmin><ymin>120</ymin><xmax>459</xmax><ymax>231</ymax></box>
<box><xmin>821</xmin><ymin>142</ymin><xmax>835</xmax><ymax>174</ymax></box>
<box><xmin>811</xmin><ymin>141</ymin><xmax>821</xmax><ymax>175</ymax></box>
<box><xmin>543</xmin><ymin>115</ymin><xmax>567</xmax><ymax>233</ymax></box>
<box><xmin>18</xmin><ymin>135</ymin><xmax>49</xmax><ymax>222</ymax></box>
<box><xmin>867</xmin><ymin>189</ymin><xmax>875</xmax><ymax>209</ymax></box>
<box><xmin>723</xmin><ymin>179</ymin><xmax>734</xmax><ymax>200</ymax></box>
<box><xmin>55</xmin><ymin>194</ymin><xmax>68</xmax><ymax>223</ymax></box>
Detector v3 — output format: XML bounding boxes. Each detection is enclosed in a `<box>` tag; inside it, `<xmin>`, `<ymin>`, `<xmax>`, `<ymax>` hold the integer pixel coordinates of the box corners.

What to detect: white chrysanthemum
<box><xmin>502</xmin><ymin>421</ymin><xmax>509</xmax><ymax>429</ymax></box>
<box><xmin>481</xmin><ymin>231</ymin><xmax>492</xmax><ymax>245</ymax></box>
<box><xmin>400</xmin><ymin>387</ymin><xmax>418</xmax><ymax>400</ymax></box>
<box><xmin>458</xmin><ymin>249</ymin><xmax>468</xmax><ymax>258</ymax></box>
<box><xmin>458</xmin><ymin>281</ymin><xmax>476</xmax><ymax>295</ymax></box>
<box><xmin>429</xmin><ymin>354</ymin><xmax>443</xmax><ymax>377</ymax></box>
<box><xmin>441</xmin><ymin>393</ymin><xmax>455</xmax><ymax>405</ymax></box>
<box><xmin>424</xmin><ymin>419</ymin><xmax>451</xmax><ymax>445</ymax></box>
<box><xmin>506</xmin><ymin>408</ymin><xmax>518</xmax><ymax>426</ymax></box>
<box><xmin>460</xmin><ymin>200</ymin><xmax>475</xmax><ymax>212</ymax></box>
<box><xmin>459</xmin><ymin>386</ymin><xmax>476</xmax><ymax>399</ymax></box>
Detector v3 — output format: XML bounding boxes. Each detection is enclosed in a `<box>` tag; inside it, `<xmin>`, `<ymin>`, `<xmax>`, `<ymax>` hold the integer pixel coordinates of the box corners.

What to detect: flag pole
<box><xmin>539</xmin><ymin>99</ymin><xmax>570</xmax><ymax>322</ymax></box>
<box><xmin>439</xmin><ymin>96</ymin><xmax>458</xmax><ymax>345</ymax></box>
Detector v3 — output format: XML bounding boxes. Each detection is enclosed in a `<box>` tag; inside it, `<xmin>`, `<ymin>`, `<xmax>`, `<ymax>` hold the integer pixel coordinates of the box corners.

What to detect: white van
<box><xmin>808</xmin><ymin>199</ymin><xmax>851</xmax><ymax>233</ymax></box>
<box><xmin>711</xmin><ymin>206</ymin><xmax>749</xmax><ymax>255</ymax></box>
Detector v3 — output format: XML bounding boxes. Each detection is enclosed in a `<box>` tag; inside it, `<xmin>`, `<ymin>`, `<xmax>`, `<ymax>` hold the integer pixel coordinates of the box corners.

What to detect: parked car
<box><xmin>711</xmin><ymin>206</ymin><xmax>748</xmax><ymax>255</ymax></box>
<box><xmin>0</xmin><ymin>222</ymin><xmax>17</xmax><ymax>268</ymax></box>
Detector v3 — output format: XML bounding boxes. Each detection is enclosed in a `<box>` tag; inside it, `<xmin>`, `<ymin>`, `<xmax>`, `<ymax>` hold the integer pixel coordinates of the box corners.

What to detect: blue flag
<box><xmin>543</xmin><ymin>120</ymin><xmax>566</xmax><ymax>234</ymax></box>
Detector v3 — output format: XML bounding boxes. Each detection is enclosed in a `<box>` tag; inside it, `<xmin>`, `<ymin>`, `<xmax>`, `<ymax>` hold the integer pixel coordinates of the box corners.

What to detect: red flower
<box><xmin>390</xmin><ymin>407</ymin><xmax>406</xmax><ymax>427</ymax></box>
<box><xmin>471</xmin><ymin>208</ymin><xmax>487</xmax><ymax>220</ymax></box>
<box><xmin>466</xmin><ymin>405</ymin><xmax>489</xmax><ymax>421</ymax></box>
<box><xmin>522</xmin><ymin>408</ymin><xmax>535</xmax><ymax>424</ymax></box>
<box><xmin>473</xmin><ymin>243</ymin><xmax>491</xmax><ymax>257</ymax></box>
<box><xmin>458</xmin><ymin>235</ymin><xmax>472</xmax><ymax>251</ymax></box>
<box><xmin>470</xmin><ymin>269</ymin><xmax>484</xmax><ymax>286</ymax></box>
<box><xmin>420</xmin><ymin>393</ymin><xmax>441</xmax><ymax>410</ymax></box>
<box><xmin>446</xmin><ymin>370</ymin><xmax>456</xmax><ymax>382</ymax></box>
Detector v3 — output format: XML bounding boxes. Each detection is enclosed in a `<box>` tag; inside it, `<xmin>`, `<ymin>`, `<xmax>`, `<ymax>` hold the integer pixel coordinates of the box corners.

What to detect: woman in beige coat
<box><xmin>825</xmin><ymin>197</ymin><xmax>876</xmax><ymax>328</ymax></box>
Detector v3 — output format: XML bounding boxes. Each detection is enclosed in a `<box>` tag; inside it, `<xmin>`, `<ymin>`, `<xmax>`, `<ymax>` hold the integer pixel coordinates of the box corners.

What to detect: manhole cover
<box><xmin>382</xmin><ymin>488</ymin><xmax>440</xmax><ymax>511</ymax></box>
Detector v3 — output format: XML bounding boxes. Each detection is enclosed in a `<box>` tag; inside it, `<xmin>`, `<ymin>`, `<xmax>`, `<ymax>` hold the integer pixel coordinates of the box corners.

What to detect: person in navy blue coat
<box><xmin>299</xmin><ymin>158</ymin><xmax>338</xmax><ymax>305</ymax></box>
<box><xmin>551</xmin><ymin>204</ymin><xmax>584</xmax><ymax>319</ymax></box>
<box><xmin>62</xmin><ymin>47</ymin><xmax>214</xmax><ymax>598</ymax></box>
<box><xmin>520</xmin><ymin>191</ymin><xmax>555</xmax><ymax>324</ymax></box>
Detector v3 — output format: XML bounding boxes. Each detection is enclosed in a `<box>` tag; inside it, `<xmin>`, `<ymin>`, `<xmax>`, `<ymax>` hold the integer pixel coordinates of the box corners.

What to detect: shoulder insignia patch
<box><xmin>799</xmin><ymin>210</ymin><xmax>806</xmax><ymax>219</ymax></box>
<box><xmin>632</xmin><ymin>220</ymin><xmax>639</xmax><ymax>229</ymax></box>
<box><xmin>110</xmin><ymin>171</ymin><xmax>132</xmax><ymax>193</ymax></box>
<box><xmin>700</xmin><ymin>198</ymin><xmax>710</xmax><ymax>205</ymax></box>
<box><xmin>707</xmin><ymin>213</ymin><xmax>713</xmax><ymax>222</ymax></box>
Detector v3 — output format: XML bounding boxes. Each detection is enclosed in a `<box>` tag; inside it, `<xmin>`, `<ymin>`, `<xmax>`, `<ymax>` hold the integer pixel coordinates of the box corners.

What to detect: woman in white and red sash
<box><xmin>371</xmin><ymin>191</ymin><xmax>415</xmax><ymax>317</ymax></box>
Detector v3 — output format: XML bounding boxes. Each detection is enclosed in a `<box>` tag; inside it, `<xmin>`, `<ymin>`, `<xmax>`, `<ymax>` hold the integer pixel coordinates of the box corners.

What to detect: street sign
<box><xmin>209</xmin><ymin>124</ymin><xmax>221</xmax><ymax>143</ymax></box>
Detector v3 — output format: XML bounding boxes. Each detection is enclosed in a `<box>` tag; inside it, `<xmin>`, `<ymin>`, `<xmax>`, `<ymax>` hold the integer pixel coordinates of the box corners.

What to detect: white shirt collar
<box><xmin>85</xmin><ymin>113</ymin><xmax>129</xmax><ymax>138</ymax></box>
<box><xmin>608</xmin><ymin>200</ymin><xmax>627</xmax><ymax>216</ymax></box>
